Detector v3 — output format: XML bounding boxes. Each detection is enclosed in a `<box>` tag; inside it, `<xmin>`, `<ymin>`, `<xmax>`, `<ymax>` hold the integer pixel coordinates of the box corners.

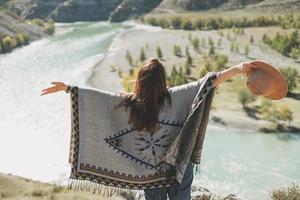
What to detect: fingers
<box><xmin>51</xmin><ymin>81</ymin><xmax>63</xmax><ymax>85</ymax></box>
<box><xmin>41</xmin><ymin>85</ymin><xmax>57</xmax><ymax>92</ymax></box>
<box><xmin>249</xmin><ymin>63</ymin><xmax>258</xmax><ymax>68</ymax></box>
<box><xmin>41</xmin><ymin>88</ymin><xmax>58</xmax><ymax>96</ymax></box>
<box><xmin>41</xmin><ymin>84</ymin><xmax>62</xmax><ymax>96</ymax></box>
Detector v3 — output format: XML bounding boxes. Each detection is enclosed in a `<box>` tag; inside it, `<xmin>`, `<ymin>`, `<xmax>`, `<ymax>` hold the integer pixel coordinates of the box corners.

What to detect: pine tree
<box><xmin>140</xmin><ymin>47</ymin><xmax>146</xmax><ymax>62</ymax></box>
<box><xmin>250</xmin><ymin>35</ymin><xmax>254</xmax><ymax>43</ymax></box>
<box><xmin>156</xmin><ymin>45</ymin><xmax>163</xmax><ymax>60</ymax></box>
<box><xmin>244</xmin><ymin>45</ymin><xmax>250</xmax><ymax>56</ymax></box>
<box><xmin>209</xmin><ymin>46</ymin><xmax>215</xmax><ymax>56</ymax></box>
<box><xmin>126</xmin><ymin>50</ymin><xmax>133</xmax><ymax>66</ymax></box>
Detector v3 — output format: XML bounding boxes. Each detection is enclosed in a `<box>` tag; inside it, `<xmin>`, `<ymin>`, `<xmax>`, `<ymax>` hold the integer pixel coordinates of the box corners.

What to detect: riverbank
<box><xmin>0</xmin><ymin>172</ymin><xmax>241</xmax><ymax>200</ymax></box>
<box><xmin>0</xmin><ymin>10</ymin><xmax>50</xmax><ymax>53</ymax></box>
<box><xmin>87</xmin><ymin>21</ymin><xmax>300</xmax><ymax>133</ymax></box>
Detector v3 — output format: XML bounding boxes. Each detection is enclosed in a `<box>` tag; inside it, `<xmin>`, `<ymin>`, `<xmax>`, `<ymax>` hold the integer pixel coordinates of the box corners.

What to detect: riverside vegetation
<box><xmin>0</xmin><ymin>8</ymin><xmax>55</xmax><ymax>54</ymax></box>
<box><xmin>110</xmin><ymin>27</ymin><xmax>299</xmax><ymax>134</ymax></box>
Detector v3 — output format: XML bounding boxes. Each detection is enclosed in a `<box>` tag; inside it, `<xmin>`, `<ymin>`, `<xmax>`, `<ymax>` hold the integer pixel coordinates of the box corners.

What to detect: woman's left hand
<box><xmin>236</xmin><ymin>61</ymin><xmax>258</xmax><ymax>75</ymax></box>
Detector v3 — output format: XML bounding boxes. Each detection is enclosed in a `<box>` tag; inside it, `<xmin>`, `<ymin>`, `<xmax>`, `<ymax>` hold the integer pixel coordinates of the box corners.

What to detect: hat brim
<box><xmin>247</xmin><ymin>60</ymin><xmax>288</xmax><ymax>100</ymax></box>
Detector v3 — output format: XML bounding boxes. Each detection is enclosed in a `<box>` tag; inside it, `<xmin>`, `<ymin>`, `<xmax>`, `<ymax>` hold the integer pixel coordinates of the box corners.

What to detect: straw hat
<box><xmin>245</xmin><ymin>60</ymin><xmax>288</xmax><ymax>100</ymax></box>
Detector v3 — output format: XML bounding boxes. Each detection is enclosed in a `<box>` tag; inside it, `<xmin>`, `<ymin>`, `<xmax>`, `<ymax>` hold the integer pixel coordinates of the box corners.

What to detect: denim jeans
<box><xmin>144</xmin><ymin>161</ymin><xmax>193</xmax><ymax>200</ymax></box>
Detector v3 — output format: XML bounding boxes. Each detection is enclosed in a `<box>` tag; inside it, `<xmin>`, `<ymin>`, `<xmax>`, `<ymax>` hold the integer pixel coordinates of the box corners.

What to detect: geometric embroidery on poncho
<box><xmin>104</xmin><ymin>119</ymin><xmax>183</xmax><ymax>170</ymax></box>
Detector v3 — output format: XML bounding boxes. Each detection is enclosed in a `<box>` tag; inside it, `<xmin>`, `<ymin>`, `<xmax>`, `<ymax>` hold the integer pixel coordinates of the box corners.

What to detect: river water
<box><xmin>0</xmin><ymin>22</ymin><xmax>299</xmax><ymax>200</ymax></box>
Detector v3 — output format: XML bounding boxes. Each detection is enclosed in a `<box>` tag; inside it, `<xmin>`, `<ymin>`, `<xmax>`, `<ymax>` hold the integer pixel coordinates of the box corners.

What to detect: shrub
<box><xmin>170</xmin><ymin>16</ymin><xmax>182</xmax><ymax>29</ymax></box>
<box><xmin>144</xmin><ymin>14</ymin><xmax>300</xmax><ymax>30</ymax></box>
<box><xmin>167</xmin><ymin>65</ymin><xmax>189</xmax><ymax>86</ymax></box>
<box><xmin>250</xmin><ymin>35</ymin><xmax>254</xmax><ymax>43</ymax></box>
<box><xmin>258</xmin><ymin>99</ymin><xmax>276</xmax><ymax>122</ymax></box>
<box><xmin>15</xmin><ymin>33</ymin><xmax>25</xmax><ymax>47</ymax></box>
<box><xmin>173</xmin><ymin>45</ymin><xmax>182</xmax><ymax>57</ymax></box>
<box><xmin>276</xmin><ymin>104</ymin><xmax>293</xmax><ymax>125</ymax></box>
<box><xmin>45</xmin><ymin>19</ymin><xmax>55</xmax><ymax>35</ymax></box>
<box><xmin>21</xmin><ymin>32</ymin><xmax>30</xmax><ymax>44</ymax></box>
<box><xmin>158</xmin><ymin>18</ymin><xmax>169</xmax><ymax>28</ymax></box>
<box><xmin>194</xmin><ymin>19</ymin><xmax>204</xmax><ymax>30</ymax></box>
<box><xmin>244</xmin><ymin>44</ymin><xmax>250</xmax><ymax>56</ymax></box>
<box><xmin>185</xmin><ymin>47</ymin><xmax>192</xmax><ymax>65</ymax></box>
<box><xmin>126</xmin><ymin>50</ymin><xmax>133</xmax><ymax>66</ymax></box>
<box><xmin>2</xmin><ymin>36</ymin><xmax>14</xmax><ymax>52</ymax></box>
<box><xmin>290</xmin><ymin>48</ymin><xmax>299</xmax><ymax>60</ymax></box>
<box><xmin>279</xmin><ymin>67</ymin><xmax>299</xmax><ymax>92</ymax></box>
<box><xmin>262</xmin><ymin>31</ymin><xmax>300</xmax><ymax>58</ymax></box>
<box><xmin>208</xmin><ymin>37</ymin><xmax>214</xmax><ymax>46</ymax></box>
<box><xmin>270</xmin><ymin>183</ymin><xmax>300</xmax><ymax>200</ymax></box>
<box><xmin>146</xmin><ymin>17</ymin><xmax>158</xmax><ymax>26</ymax></box>
<box><xmin>191</xmin><ymin>37</ymin><xmax>200</xmax><ymax>52</ymax></box>
<box><xmin>182</xmin><ymin>20</ymin><xmax>194</xmax><ymax>30</ymax></box>
<box><xmin>230</xmin><ymin>41</ymin><xmax>235</xmax><ymax>51</ymax></box>
<box><xmin>156</xmin><ymin>45</ymin><xmax>163</xmax><ymax>60</ymax></box>
<box><xmin>238</xmin><ymin>88</ymin><xmax>255</xmax><ymax>107</ymax></box>
<box><xmin>199</xmin><ymin>66</ymin><xmax>208</xmax><ymax>78</ymax></box>
<box><xmin>208</xmin><ymin>46</ymin><xmax>215</xmax><ymax>56</ymax></box>
<box><xmin>31</xmin><ymin>189</ymin><xmax>47</xmax><ymax>197</ymax></box>
<box><xmin>139</xmin><ymin>47</ymin><xmax>146</xmax><ymax>62</ymax></box>
<box><xmin>31</xmin><ymin>18</ymin><xmax>45</xmax><ymax>27</ymax></box>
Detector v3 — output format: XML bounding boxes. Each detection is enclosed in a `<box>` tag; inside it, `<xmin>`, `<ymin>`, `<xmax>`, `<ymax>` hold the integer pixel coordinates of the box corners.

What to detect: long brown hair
<box><xmin>114</xmin><ymin>58</ymin><xmax>172</xmax><ymax>132</ymax></box>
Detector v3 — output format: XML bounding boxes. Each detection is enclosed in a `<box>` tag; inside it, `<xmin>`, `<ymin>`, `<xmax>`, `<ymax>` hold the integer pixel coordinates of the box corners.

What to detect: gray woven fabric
<box><xmin>68</xmin><ymin>71</ymin><xmax>220</xmax><ymax>191</ymax></box>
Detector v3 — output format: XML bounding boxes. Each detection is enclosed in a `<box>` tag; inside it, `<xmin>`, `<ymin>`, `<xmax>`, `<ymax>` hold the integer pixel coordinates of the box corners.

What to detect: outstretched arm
<box><xmin>213</xmin><ymin>61</ymin><xmax>258</xmax><ymax>87</ymax></box>
<box><xmin>41</xmin><ymin>82</ymin><xmax>69</xmax><ymax>96</ymax></box>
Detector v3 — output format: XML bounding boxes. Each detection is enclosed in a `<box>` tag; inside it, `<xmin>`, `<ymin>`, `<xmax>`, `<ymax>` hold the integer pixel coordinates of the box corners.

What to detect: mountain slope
<box><xmin>1</xmin><ymin>0</ymin><xmax>299</xmax><ymax>22</ymax></box>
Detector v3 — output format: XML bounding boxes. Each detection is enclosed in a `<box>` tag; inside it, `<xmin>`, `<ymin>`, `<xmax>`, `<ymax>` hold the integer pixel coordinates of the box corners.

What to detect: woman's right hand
<box><xmin>41</xmin><ymin>82</ymin><xmax>68</xmax><ymax>96</ymax></box>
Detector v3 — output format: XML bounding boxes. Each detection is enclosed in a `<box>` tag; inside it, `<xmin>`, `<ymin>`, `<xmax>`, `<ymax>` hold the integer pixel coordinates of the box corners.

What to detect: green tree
<box><xmin>140</xmin><ymin>47</ymin><xmax>146</xmax><ymax>62</ymax></box>
<box><xmin>156</xmin><ymin>45</ymin><xmax>163</xmax><ymax>60</ymax></box>
<box><xmin>290</xmin><ymin>48</ymin><xmax>299</xmax><ymax>61</ymax></box>
<box><xmin>16</xmin><ymin>33</ymin><xmax>24</xmax><ymax>47</ymax></box>
<box><xmin>238</xmin><ymin>88</ymin><xmax>255</xmax><ymax>107</ymax></box>
<box><xmin>279</xmin><ymin>67</ymin><xmax>299</xmax><ymax>92</ymax></box>
<box><xmin>170</xmin><ymin>17</ymin><xmax>182</xmax><ymax>29</ymax></box>
<box><xmin>209</xmin><ymin>46</ymin><xmax>215</xmax><ymax>56</ymax></box>
<box><xmin>45</xmin><ymin>19</ymin><xmax>55</xmax><ymax>35</ymax></box>
<box><xmin>244</xmin><ymin>45</ymin><xmax>250</xmax><ymax>56</ymax></box>
<box><xmin>126</xmin><ymin>50</ymin><xmax>133</xmax><ymax>66</ymax></box>
<box><xmin>185</xmin><ymin>47</ymin><xmax>192</xmax><ymax>63</ymax></box>
<box><xmin>182</xmin><ymin>20</ymin><xmax>194</xmax><ymax>30</ymax></box>
<box><xmin>31</xmin><ymin>18</ymin><xmax>44</xmax><ymax>27</ymax></box>
<box><xmin>2</xmin><ymin>36</ymin><xmax>13</xmax><ymax>52</ymax></box>
<box><xmin>173</xmin><ymin>45</ymin><xmax>182</xmax><ymax>57</ymax></box>
<box><xmin>234</xmin><ymin>44</ymin><xmax>240</xmax><ymax>53</ymax></box>
<box><xmin>199</xmin><ymin>66</ymin><xmax>208</xmax><ymax>78</ymax></box>
<box><xmin>250</xmin><ymin>35</ymin><xmax>254</xmax><ymax>43</ymax></box>
<box><xmin>191</xmin><ymin>37</ymin><xmax>200</xmax><ymax>52</ymax></box>
<box><xmin>230</xmin><ymin>41</ymin><xmax>235</xmax><ymax>51</ymax></box>
<box><xmin>208</xmin><ymin>37</ymin><xmax>214</xmax><ymax>46</ymax></box>
<box><xmin>259</xmin><ymin>100</ymin><xmax>277</xmax><ymax>122</ymax></box>
<box><xmin>201</xmin><ymin>38</ymin><xmax>206</xmax><ymax>47</ymax></box>
<box><xmin>277</xmin><ymin>104</ymin><xmax>293</xmax><ymax>125</ymax></box>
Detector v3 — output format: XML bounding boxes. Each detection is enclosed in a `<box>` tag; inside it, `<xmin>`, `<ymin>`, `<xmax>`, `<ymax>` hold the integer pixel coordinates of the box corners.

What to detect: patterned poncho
<box><xmin>68</xmin><ymin>72</ymin><xmax>220</xmax><ymax>195</ymax></box>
